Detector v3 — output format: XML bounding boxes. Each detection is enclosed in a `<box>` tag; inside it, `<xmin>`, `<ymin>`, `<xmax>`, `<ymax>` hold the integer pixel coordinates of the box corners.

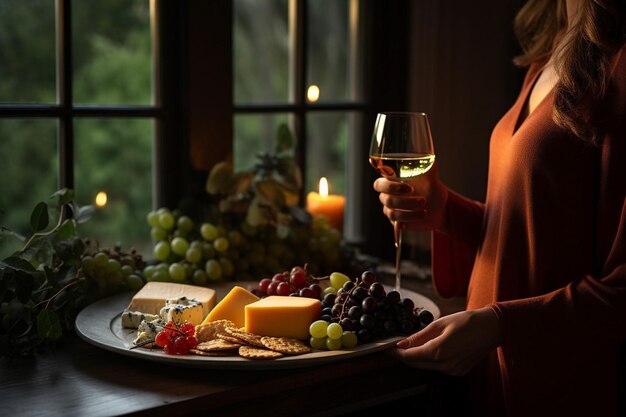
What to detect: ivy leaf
<box><xmin>21</xmin><ymin>238</ymin><xmax>54</xmax><ymax>268</ymax></box>
<box><xmin>36</xmin><ymin>309</ymin><xmax>62</xmax><ymax>341</ymax></box>
<box><xmin>55</xmin><ymin>219</ymin><xmax>76</xmax><ymax>240</ymax></box>
<box><xmin>51</xmin><ymin>289</ymin><xmax>68</xmax><ymax>310</ymax></box>
<box><xmin>74</xmin><ymin>204</ymin><xmax>96</xmax><ymax>224</ymax></box>
<box><xmin>1</xmin><ymin>256</ymin><xmax>36</xmax><ymax>274</ymax></box>
<box><xmin>30</xmin><ymin>202</ymin><xmax>49</xmax><ymax>232</ymax></box>
<box><xmin>30</xmin><ymin>272</ymin><xmax>52</xmax><ymax>304</ymax></box>
<box><xmin>50</xmin><ymin>188</ymin><xmax>74</xmax><ymax>206</ymax></box>
<box><xmin>56</xmin><ymin>265</ymin><xmax>78</xmax><ymax>286</ymax></box>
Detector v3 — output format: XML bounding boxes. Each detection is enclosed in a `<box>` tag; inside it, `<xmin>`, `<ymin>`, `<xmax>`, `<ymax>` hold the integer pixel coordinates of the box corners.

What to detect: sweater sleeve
<box><xmin>431</xmin><ymin>190</ymin><xmax>485</xmax><ymax>299</ymax></box>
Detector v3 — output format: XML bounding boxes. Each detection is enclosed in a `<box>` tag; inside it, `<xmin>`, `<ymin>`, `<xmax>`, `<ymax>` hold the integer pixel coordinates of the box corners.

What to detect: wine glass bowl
<box><xmin>369</xmin><ymin>112</ymin><xmax>435</xmax><ymax>291</ymax></box>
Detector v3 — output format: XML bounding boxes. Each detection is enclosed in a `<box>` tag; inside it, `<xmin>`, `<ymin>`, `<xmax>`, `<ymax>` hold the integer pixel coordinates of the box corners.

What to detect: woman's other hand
<box><xmin>388</xmin><ymin>307</ymin><xmax>503</xmax><ymax>376</ymax></box>
<box><xmin>373</xmin><ymin>162</ymin><xmax>449</xmax><ymax>233</ymax></box>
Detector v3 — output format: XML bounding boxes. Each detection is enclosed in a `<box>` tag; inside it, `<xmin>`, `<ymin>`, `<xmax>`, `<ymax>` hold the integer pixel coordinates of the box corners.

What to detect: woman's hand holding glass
<box><xmin>373</xmin><ymin>161</ymin><xmax>450</xmax><ymax>234</ymax></box>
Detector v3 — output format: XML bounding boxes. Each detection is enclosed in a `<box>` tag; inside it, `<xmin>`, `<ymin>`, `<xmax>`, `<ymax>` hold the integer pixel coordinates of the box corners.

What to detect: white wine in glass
<box><xmin>369</xmin><ymin>112</ymin><xmax>435</xmax><ymax>291</ymax></box>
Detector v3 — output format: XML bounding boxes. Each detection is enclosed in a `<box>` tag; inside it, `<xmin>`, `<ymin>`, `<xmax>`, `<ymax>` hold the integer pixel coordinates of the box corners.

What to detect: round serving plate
<box><xmin>75</xmin><ymin>281</ymin><xmax>440</xmax><ymax>370</ymax></box>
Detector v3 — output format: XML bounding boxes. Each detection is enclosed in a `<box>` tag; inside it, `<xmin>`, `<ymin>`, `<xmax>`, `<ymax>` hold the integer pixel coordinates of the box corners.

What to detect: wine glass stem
<box><xmin>394</xmin><ymin>221</ymin><xmax>402</xmax><ymax>291</ymax></box>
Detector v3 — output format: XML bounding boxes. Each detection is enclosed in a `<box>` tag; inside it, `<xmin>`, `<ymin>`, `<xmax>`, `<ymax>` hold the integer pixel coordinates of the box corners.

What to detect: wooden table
<box><xmin>0</xmin><ymin>272</ymin><xmax>466</xmax><ymax>417</ymax></box>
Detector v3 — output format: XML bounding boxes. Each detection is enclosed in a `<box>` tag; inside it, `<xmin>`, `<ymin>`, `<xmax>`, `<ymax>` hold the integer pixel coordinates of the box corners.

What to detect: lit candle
<box><xmin>306</xmin><ymin>177</ymin><xmax>346</xmax><ymax>232</ymax></box>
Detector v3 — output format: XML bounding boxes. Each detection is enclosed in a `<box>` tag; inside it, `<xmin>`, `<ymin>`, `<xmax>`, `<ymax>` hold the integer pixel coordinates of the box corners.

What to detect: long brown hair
<box><xmin>513</xmin><ymin>0</ymin><xmax>625</xmax><ymax>142</ymax></box>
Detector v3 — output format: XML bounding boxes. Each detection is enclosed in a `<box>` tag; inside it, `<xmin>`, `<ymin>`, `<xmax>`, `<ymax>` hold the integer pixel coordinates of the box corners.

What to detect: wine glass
<box><xmin>369</xmin><ymin>112</ymin><xmax>435</xmax><ymax>291</ymax></box>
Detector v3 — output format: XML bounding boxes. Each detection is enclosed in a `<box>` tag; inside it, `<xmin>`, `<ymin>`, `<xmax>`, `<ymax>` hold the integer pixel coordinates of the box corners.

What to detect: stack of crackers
<box><xmin>191</xmin><ymin>319</ymin><xmax>311</xmax><ymax>360</ymax></box>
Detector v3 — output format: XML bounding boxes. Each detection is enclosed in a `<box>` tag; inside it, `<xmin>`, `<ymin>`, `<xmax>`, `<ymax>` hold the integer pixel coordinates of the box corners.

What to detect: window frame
<box><xmin>0</xmin><ymin>0</ymin><xmax>185</xmax><ymax>209</ymax></box>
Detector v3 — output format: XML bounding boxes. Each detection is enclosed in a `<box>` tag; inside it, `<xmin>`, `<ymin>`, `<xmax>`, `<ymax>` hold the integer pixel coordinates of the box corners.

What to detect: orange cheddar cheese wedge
<box><xmin>245</xmin><ymin>296</ymin><xmax>321</xmax><ymax>340</ymax></box>
<box><xmin>201</xmin><ymin>286</ymin><xmax>260</xmax><ymax>328</ymax></box>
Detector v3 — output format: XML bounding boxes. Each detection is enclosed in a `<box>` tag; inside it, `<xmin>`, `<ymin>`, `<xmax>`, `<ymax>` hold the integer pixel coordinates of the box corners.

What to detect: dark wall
<box><xmin>363</xmin><ymin>0</ymin><xmax>524</xmax><ymax>262</ymax></box>
<box><xmin>409</xmin><ymin>1</ymin><xmax>523</xmax><ymax>202</ymax></box>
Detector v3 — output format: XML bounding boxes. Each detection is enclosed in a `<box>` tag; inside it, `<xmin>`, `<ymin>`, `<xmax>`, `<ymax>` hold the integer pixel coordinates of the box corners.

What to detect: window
<box><xmin>0</xmin><ymin>0</ymin><xmax>158</xmax><ymax>256</ymax></box>
<box><xmin>232</xmin><ymin>0</ymin><xmax>368</xmax><ymax>240</ymax></box>
<box><xmin>1</xmin><ymin>0</ymin><xmax>412</xmax><ymax>262</ymax></box>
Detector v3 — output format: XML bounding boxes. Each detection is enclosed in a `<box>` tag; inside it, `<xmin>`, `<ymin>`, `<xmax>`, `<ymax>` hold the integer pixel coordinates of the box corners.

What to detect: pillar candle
<box><xmin>306</xmin><ymin>177</ymin><xmax>345</xmax><ymax>232</ymax></box>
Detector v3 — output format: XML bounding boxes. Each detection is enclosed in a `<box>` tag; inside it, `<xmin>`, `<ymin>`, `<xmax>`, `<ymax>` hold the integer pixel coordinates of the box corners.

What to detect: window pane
<box><xmin>0</xmin><ymin>119</ymin><xmax>58</xmax><ymax>257</ymax></box>
<box><xmin>74</xmin><ymin>118</ymin><xmax>153</xmax><ymax>254</ymax></box>
<box><xmin>72</xmin><ymin>0</ymin><xmax>152</xmax><ymax>105</ymax></box>
<box><xmin>234</xmin><ymin>113</ymin><xmax>291</xmax><ymax>172</ymax></box>
<box><xmin>306</xmin><ymin>112</ymin><xmax>347</xmax><ymax>195</ymax></box>
<box><xmin>234</xmin><ymin>0</ymin><xmax>289</xmax><ymax>104</ymax></box>
<box><xmin>307</xmin><ymin>0</ymin><xmax>349</xmax><ymax>103</ymax></box>
<box><xmin>0</xmin><ymin>0</ymin><xmax>56</xmax><ymax>103</ymax></box>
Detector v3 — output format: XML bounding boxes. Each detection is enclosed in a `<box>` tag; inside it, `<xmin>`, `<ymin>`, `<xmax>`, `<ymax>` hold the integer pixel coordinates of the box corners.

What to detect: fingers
<box><xmin>373</xmin><ymin>177</ymin><xmax>438</xmax><ymax>230</ymax></box>
<box><xmin>379</xmin><ymin>193</ymin><xmax>426</xmax><ymax>211</ymax></box>
<box><xmin>393</xmin><ymin>343</ymin><xmax>487</xmax><ymax>376</ymax></box>
<box><xmin>396</xmin><ymin>321</ymin><xmax>442</xmax><ymax>349</ymax></box>
<box><xmin>390</xmin><ymin>311</ymin><xmax>497</xmax><ymax>376</ymax></box>
<box><xmin>373</xmin><ymin>177</ymin><xmax>413</xmax><ymax>194</ymax></box>
<box><xmin>391</xmin><ymin>340</ymin><xmax>440</xmax><ymax>367</ymax></box>
<box><xmin>383</xmin><ymin>206</ymin><xmax>427</xmax><ymax>223</ymax></box>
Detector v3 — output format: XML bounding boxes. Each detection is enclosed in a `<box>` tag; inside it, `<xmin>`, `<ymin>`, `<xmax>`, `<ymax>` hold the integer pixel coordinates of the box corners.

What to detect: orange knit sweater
<box><xmin>431</xmin><ymin>43</ymin><xmax>626</xmax><ymax>416</ymax></box>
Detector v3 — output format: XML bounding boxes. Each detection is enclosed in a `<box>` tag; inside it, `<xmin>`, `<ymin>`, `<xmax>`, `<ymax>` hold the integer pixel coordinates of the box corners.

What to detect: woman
<box><xmin>375</xmin><ymin>0</ymin><xmax>626</xmax><ymax>415</ymax></box>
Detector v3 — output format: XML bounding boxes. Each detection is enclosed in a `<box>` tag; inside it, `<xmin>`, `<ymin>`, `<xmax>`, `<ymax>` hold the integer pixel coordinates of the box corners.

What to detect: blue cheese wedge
<box><xmin>121</xmin><ymin>310</ymin><xmax>160</xmax><ymax>329</ymax></box>
<box><xmin>132</xmin><ymin>317</ymin><xmax>166</xmax><ymax>346</ymax></box>
<box><xmin>160</xmin><ymin>302</ymin><xmax>204</xmax><ymax>325</ymax></box>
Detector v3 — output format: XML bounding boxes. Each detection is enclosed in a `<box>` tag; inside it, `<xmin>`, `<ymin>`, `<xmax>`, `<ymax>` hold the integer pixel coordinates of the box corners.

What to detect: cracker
<box><xmin>238</xmin><ymin>345</ymin><xmax>284</xmax><ymax>360</ymax></box>
<box><xmin>189</xmin><ymin>348</ymin><xmax>237</xmax><ymax>357</ymax></box>
<box><xmin>195</xmin><ymin>339</ymin><xmax>241</xmax><ymax>352</ymax></box>
<box><xmin>195</xmin><ymin>319</ymin><xmax>236</xmax><ymax>342</ymax></box>
<box><xmin>223</xmin><ymin>327</ymin><xmax>265</xmax><ymax>348</ymax></box>
<box><xmin>216</xmin><ymin>332</ymin><xmax>248</xmax><ymax>345</ymax></box>
<box><xmin>260</xmin><ymin>336</ymin><xmax>311</xmax><ymax>355</ymax></box>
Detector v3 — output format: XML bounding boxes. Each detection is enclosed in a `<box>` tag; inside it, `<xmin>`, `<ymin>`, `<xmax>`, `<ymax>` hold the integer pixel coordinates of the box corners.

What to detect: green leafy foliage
<box><xmin>0</xmin><ymin>189</ymin><xmax>100</xmax><ymax>357</ymax></box>
<box><xmin>30</xmin><ymin>202</ymin><xmax>49</xmax><ymax>232</ymax></box>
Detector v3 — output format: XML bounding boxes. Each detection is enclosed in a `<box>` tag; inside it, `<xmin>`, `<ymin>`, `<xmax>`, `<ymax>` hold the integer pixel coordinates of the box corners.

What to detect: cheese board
<box><xmin>75</xmin><ymin>281</ymin><xmax>440</xmax><ymax>370</ymax></box>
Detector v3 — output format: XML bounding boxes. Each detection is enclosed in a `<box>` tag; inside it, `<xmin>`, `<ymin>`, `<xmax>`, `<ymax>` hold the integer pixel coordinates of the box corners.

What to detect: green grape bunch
<box><xmin>141</xmin><ymin>126</ymin><xmax>343</xmax><ymax>286</ymax></box>
<box><xmin>80</xmin><ymin>241</ymin><xmax>147</xmax><ymax>297</ymax></box>
<box><xmin>142</xmin><ymin>204</ymin><xmax>343</xmax><ymax>287</ymax></box>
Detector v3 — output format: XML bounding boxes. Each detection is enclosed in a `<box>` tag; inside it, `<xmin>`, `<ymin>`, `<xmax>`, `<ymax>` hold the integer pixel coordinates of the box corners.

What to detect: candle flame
<box><xmin>319</xmin><ymin>177</ymin><xmax>329</xmax><ymax>197</ymax></box>
<box><xmin>95</xmin><ymin>191</ymin><xmax>108</xmax><ymax>207</ymax></box>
